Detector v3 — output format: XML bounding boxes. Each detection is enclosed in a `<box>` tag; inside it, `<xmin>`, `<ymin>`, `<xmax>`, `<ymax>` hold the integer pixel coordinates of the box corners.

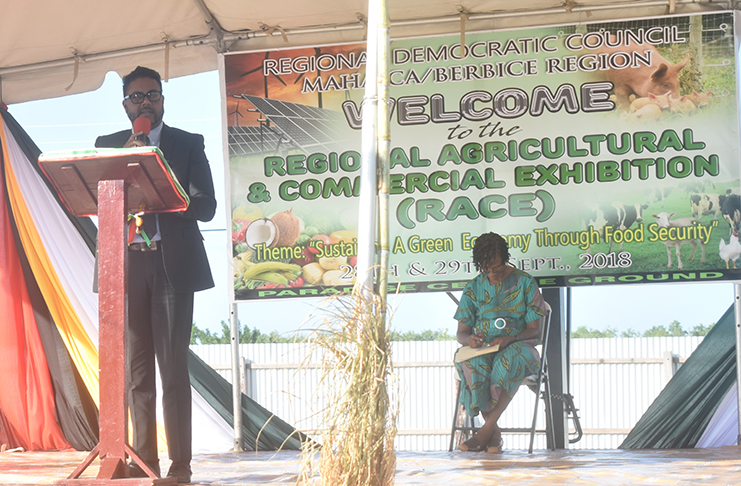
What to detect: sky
<box><xmin>5</xmin><ymin>69</ymin><xmax>736</xmax><ymax>337</ymax></box>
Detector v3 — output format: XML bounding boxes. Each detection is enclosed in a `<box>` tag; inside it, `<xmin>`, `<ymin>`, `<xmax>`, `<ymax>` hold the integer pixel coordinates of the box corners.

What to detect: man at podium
<box><xmin>95</xmin><ymin>66</ymin><xmax>216</xmax><ymax>484</ymax></box>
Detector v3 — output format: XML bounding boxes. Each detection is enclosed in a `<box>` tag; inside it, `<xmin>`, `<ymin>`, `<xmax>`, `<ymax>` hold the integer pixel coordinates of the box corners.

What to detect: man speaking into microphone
<box><xmin>95</xmin><ymin>66</ymin><xmax>216</xmax><ymax>484</ymax></box>
<box><xmin>132</xmin><ymin>115</ymin><xmax>151</xmax><ymax>146</ymax></box>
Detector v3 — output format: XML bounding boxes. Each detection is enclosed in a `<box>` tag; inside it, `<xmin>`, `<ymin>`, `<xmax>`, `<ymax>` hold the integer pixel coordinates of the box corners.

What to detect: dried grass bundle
<box><xmin>298</xmin><ymin>288</ymin><xmax>398</xmax><ymax>486</ymax></box>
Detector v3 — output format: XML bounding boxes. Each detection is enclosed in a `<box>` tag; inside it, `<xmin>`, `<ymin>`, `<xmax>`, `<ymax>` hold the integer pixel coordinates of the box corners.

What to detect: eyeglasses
<box><xmin>124</xmin><ymin>90</ymin><xmax>162</xmax><ymax>104</ymax></box>
<box><xmin>484</xmin><ymin>262</ymin><xmax>507</xmax><ymax>275</ymax></box>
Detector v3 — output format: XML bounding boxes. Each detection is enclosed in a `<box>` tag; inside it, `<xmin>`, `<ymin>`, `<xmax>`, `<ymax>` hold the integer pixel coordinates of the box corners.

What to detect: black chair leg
<box><xmin>543</xmin><ymin>373</ymin><xmax>556</xmax><ymax>451</ymax></box>
<box><xmin>528</xmin><ymin>372</ymin><xmax>544</xmax><ymax>453</ymax></box>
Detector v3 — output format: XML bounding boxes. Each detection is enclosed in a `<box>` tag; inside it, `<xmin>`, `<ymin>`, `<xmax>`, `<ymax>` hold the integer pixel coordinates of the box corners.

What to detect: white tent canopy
<box><xmin>0</xmin><ymin>0</ymin><xmax>729</xmax><ymax>104</ymax></box>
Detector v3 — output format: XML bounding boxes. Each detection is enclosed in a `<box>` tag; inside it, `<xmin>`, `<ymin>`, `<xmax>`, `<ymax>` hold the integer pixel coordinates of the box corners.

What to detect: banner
<box><xmin>224</xmin><ymin>12</ymin><xmax>740</xmax><ymax>301</ymax></box>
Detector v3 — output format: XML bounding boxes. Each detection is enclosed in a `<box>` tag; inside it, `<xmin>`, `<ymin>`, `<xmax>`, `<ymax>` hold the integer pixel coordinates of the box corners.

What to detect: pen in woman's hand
<box><xmin>474</xmin><ymin>328</ymin><xmax>485</xmax><ymax>347</ymax></box>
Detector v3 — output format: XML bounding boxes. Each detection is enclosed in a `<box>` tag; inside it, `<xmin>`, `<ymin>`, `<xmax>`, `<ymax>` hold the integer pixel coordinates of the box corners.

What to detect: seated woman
<box><xmin>455</xmin><ymin>232</ymin><xmax>546</xmax><ymax>453</ymax></box>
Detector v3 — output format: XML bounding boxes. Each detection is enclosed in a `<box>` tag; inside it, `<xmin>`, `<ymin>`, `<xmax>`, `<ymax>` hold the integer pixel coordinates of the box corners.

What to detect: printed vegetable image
<box><xmin>231</xmin><ymin>205</ymin><xmax>358</xmax><ymax>293</ymax></box>
<box><xmin>307</xmin><ymin>234</ymin><xmax>331</xmax><ymax>254</ymax></box>
<box><xmin>302</xmin><ymin>262</ymin><xmax>325</xmax><ymax>285</ymax></box>
<box><xmin>318</xmin><ymin>255</ymin><xmax>347</xmax><ymax>270</ymax></box>
<box><xmin>329</xmin><ymin>230</ymin><xmax>358</xmax><ymax>244</ymax></box>
<box><xmin>232</xmin><ymin>204</ymin><xmax>263</xmax><ymax>222</ymax></box>
<box><xmin>232</xmin><ymin>219</ymin><xmax>250</xmax><ymax>245</ymax></box>
<box><xmin>291</xmin><ymin>246</ymin><xmax>315</xmax><ymax>266</ymax></box>
<box><xmin>322</xmin><ymin>269</ymin><xmax>346</xmax><ymax>286</ymax></box>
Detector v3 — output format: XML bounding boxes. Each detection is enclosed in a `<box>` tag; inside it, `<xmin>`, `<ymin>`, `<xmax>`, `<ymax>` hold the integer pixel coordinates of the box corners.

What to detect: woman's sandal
<box><xmin>486</xmin><ymin>436</ymin><xmax>504</xmax><ymax>453</ymax></box>
<box><xmin>458</xmin><ymin>436</ymin><xmax>487</xmax><ymax>452</ymax></box>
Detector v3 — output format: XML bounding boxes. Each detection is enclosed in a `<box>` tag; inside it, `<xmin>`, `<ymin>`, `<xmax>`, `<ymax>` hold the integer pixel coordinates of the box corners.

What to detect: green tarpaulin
<box><xmin>620</xmin><ymin>304</ymin><xmax>736</xmax><ymax>449</ymax></box>
<box><xmin>188</xmin><ymin>352</ymin><xmax>308</xmax><ymax>451</ymax></box>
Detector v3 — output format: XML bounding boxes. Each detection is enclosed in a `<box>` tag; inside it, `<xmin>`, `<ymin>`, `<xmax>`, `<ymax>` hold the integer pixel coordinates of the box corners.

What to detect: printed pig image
<box><xmin>600</xmin><ymin>40</ymin><xmax>690</xmax><ymax>111</ymax></box>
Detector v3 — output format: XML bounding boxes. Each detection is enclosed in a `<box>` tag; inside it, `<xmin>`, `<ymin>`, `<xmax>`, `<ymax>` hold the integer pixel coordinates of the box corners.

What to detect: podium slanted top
<box><xmin>38</xmin><ymin>147</ymin><xmax>189</xmax><ymax>217</ymax></box>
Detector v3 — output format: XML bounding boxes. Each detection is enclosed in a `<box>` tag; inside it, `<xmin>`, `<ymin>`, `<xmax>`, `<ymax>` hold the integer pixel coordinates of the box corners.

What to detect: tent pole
<box><xmin>376</xmin><ymin>0</ymin><xmax>390</xmax><ymax>309</ymax></box>
<box><xmin>735</xmin><ymin>284</ymin><xmax>741</xmax><ymax>446</ymax></box>
<box><xmin>355</xmin><ymin>0</ymin><xmax>380</xmax><ymax>294</ymax></box>
<box><xmin>230</xmin><ymin>303</ymin><xmax>243</xmax><ymax>451</ymax></box>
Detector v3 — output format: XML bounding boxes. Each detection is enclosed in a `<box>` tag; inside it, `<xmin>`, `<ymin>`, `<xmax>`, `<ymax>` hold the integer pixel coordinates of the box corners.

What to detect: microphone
<box><xmin>133</xmin><ymin>117</ymin><xmax>151</xmax><ymax>145</ymax></box>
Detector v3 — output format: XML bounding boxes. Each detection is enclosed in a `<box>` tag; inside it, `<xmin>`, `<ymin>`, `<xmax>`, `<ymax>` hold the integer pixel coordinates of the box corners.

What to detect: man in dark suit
<box><xmin>95</xmin><ymin>66</ymin><xmax>216</xmax><ymax>484</ymax></box>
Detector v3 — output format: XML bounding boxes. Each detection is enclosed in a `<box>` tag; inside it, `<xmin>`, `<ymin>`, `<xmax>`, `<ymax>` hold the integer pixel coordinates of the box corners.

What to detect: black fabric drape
<box><xmin>619</xmin><ymin>304</ymin><xmax>736</xmax><ymax>449</ymax></box>
<box><xmin>188</xmin><ymin>351</ymin><xmax>310</xmax><ymax>451</ymax></box>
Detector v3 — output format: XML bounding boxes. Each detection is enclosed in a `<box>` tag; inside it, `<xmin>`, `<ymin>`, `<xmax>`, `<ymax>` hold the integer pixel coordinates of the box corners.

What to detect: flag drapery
<box><xmin>1</xmin><ymin>110</ymin><xmax>96</xmax><ymax>451</ymax></box>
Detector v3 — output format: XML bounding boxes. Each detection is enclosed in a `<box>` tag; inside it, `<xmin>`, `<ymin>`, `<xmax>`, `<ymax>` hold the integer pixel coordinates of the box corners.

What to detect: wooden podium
<box><xmin>39</xmin><ymin>148</ymin><xmax>189</xmax><ymax>485</ymax></box>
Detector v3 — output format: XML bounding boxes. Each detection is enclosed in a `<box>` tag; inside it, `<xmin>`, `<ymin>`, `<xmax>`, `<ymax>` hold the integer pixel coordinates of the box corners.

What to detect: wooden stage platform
<box><xmin>2</xmin><ymin>447</ymin><xmax>740</xmax><ymax>485</ymax></box>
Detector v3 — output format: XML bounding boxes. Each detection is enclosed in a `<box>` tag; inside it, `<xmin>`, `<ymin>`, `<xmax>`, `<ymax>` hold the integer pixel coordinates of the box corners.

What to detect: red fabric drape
<box><xmin>0</xmin><ymin>155</ymin><xmax>70</xmax><ymax>451</ymax></box>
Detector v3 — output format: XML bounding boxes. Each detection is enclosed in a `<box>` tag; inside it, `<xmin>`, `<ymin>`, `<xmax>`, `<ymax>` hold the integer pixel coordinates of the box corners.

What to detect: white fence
<box><xmin>190</xmin><ymin>336</ymin><xmax>704</xmax><ymax>451</ymax></box>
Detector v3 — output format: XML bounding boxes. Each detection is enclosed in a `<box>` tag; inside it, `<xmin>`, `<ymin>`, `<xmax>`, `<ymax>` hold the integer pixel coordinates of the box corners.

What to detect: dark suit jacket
<box><xmin>95</xmin><ymin>124</ymin><xmax>216</xmax><ymax>293</ymax></box>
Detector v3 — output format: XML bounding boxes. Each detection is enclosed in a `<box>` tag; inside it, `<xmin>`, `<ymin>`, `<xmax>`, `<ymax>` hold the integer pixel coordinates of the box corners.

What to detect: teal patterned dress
<box><xmin>454</xmin><ymin>268</ymin><xmax>546</xmax><ymax>417</ymax></box>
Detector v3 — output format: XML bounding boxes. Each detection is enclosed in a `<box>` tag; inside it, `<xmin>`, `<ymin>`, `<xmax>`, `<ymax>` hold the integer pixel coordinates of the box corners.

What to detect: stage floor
<box><xmin>1</xmin><ymin>447</ymin><xmax>740</xmax><ymax>485</ymax></box>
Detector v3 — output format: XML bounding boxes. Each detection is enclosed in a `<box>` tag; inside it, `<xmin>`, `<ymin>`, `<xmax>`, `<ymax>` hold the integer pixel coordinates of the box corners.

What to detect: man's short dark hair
<box><xmin>122</xmin><ymin>66</ymin><xmax>162</xmax><ymax>96</ymax></box>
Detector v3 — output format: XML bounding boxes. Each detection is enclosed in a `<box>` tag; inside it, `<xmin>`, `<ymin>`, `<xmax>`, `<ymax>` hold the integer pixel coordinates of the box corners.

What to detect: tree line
<box><xmin>571</xmin><ymin>320</ymin><xmax>713</xmax><ymax>338</ymax></box>
<box><xmin>190</xmin><ymin>321</ymin><xmax>456</xmax><ymax>344</ymax></box>
<box><xmin>191</xmin><ymin>319</ymin><xmax>713</xmax><ymax>344</ymax></box>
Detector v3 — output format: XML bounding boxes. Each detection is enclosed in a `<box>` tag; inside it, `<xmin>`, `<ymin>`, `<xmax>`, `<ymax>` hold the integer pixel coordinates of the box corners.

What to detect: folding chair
<box><xmin>449</xmin><ymin>301</ymin><xmax>555</xmax><ymax>453</ymax></box>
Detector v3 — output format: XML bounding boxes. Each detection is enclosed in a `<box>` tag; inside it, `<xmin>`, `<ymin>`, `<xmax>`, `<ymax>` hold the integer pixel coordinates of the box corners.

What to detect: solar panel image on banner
<box><xmin>237</xmin><ymin>94</ymin><xmax>355</xmax><ymax>154</ymax></box>
<box><xmin>227</xmin><ymin>125</ymin><xmax>286</xmax><ymax>156</ymax></box>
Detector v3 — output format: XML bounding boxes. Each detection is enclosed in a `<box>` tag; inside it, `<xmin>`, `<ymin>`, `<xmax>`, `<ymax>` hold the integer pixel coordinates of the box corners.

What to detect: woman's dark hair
<box><xmin>472</xmin><ymin>232</ymin><xmax>510</xmax><ymax>272</ymax></box>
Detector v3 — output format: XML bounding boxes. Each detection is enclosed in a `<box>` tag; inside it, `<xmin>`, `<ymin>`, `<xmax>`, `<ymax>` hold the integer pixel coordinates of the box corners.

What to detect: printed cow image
<box><xmin>579</xmin><ymin>202</ymin><xmax>647</xmax><ymax>253</ymax></box>
<box><xmin>722</xmin><ymin>194</ymin><xmax>741</xmax><ymax>235</ymax></box>
<box><xmin>690</xmin><ymin>193</ymin><xmax>727</xmax><ymax>220</ymax></box>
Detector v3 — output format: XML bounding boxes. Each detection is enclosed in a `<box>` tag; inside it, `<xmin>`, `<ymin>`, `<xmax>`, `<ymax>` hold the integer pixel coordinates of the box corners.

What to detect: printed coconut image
<box><xmin>244</xmin><ymin>218</ymin><xmax>279</xmax><ymax>249</ymax></box>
